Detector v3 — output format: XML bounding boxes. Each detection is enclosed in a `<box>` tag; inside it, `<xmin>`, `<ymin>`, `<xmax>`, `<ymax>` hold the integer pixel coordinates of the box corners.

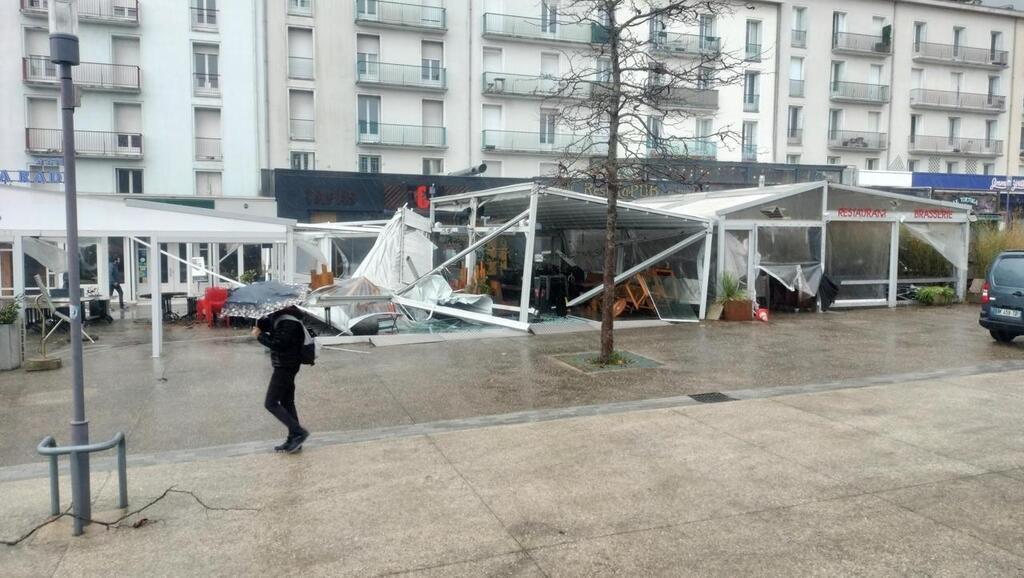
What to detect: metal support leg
<box><xmin>47</xmin><ymin>450</ymin><xmax>60</xmax><ymax>516</ymax></box>
<box><xmin>117</xmin><ymin>437</ymin><xmax>128</xmax><ymax>509</ymax></box>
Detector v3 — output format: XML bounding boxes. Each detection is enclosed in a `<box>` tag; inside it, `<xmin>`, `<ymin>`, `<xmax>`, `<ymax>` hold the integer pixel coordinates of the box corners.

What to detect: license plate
<box><xmin>992</xmin><ymin>307</ymin><xmax>1022</xmax><ymax>319</ymax></box>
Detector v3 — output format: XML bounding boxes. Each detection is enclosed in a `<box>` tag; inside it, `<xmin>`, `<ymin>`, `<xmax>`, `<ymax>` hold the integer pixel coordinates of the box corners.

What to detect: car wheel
<box><xmin>990</xmin><ymin>330</ymin><xmax>1016</xmax><ymax>343</ymax></box>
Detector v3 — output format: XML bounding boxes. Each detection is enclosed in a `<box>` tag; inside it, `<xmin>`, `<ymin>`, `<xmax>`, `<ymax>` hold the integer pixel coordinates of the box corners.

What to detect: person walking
<box><xmin>251</xmin><ymin>306</ymin><xmax>310</xmax><ymax>453</ymax></box>
<box><xmin>109</xmin><ymin>256</ymin><xmax>125</xmax><ymax>309</ymax></box>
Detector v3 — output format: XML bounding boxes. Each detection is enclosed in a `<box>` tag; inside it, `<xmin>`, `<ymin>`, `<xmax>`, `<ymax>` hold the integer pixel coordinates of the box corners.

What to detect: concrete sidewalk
<box><xmin>3</xmin><ymin>368</ymin><xmax>1024</xmax><ymax>576</ymax></box>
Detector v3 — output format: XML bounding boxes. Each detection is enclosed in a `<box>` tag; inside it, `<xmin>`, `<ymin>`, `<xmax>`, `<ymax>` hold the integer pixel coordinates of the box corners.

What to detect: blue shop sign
<box><xmin>0</xmin><ymin>169</ymin><xmax>64</xmax><ymax>185</ymax></box>
<box><xmin>911</xmin><ymin>172</ymin><xmax>1024</xmax><ymax>192</ymax></box>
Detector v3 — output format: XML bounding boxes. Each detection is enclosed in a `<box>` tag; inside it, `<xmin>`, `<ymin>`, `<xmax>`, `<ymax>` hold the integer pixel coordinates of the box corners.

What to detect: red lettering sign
<box><xmin>913</xmin><ymin>208</ymin><xmax>954</xmax><ymax>219</ymax></box>
<box><xmin>837</xmin><ymin>207</ymin><xmax>887</xmax><ymax>218</ymax></box>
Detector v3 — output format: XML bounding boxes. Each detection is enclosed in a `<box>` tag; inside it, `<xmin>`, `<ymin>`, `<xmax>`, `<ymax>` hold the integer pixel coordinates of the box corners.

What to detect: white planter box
<box><xmin>0</xmin><ymin>324</ymin><xmax>22</xmax><ymax>371</ymax></box>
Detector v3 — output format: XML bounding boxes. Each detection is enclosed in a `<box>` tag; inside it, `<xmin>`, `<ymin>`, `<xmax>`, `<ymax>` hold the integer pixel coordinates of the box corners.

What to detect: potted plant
<box><xmin>0</xmin><ymin>296</ymin><xmax>22</xmax><ymax>371</ymax></box>
<box><xmin>718</xmin><ymin>273</ymin><xmax>753</xmax><ymax>321</ymax></box>
<box><xmin>916</xmin><ymin>285</ymin><xmax>957</xmax><ymax>306</ymax></box>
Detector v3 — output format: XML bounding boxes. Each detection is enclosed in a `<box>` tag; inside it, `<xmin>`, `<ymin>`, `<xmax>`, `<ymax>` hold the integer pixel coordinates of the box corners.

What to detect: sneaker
<box><xmin>286</xmin><ymin>431</ymin><xmax>309</xmax><ymax>454</ymax></box>
<box><xmin>273</xmin><ymin>437</ymin><xmax>293</xmax><ymax>452</ymax></box>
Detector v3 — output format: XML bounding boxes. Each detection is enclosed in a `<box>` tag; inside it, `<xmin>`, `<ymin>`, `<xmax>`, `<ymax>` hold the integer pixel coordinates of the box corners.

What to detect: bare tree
<box><xmin>536</xmin><ymin>0</ymin><xmax>751</xmax><ymax>362</ymax></box>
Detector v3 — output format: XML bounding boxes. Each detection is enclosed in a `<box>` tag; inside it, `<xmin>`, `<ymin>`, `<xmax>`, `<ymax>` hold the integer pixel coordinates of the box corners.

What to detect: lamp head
<box><xmin>49</xmin><ymin>0</ymin><xmax>79</xmax><ymax>65</ymax></box>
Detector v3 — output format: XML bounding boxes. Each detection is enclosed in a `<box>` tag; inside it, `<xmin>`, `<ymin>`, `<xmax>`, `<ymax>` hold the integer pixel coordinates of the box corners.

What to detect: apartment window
<box><xmin>986</xmin><ymin>119</ymin><xmax>997</xmax><ymax>145</ymax></box>
<box><xmin>908</xmin><ymin>159</ymin><xmax>919</xmax><ymax>172</ymax></box>
<box><xmin>697</xmin><ymin>67</ymin><xmax>713</xmax><ymax>90</ymax></box>
<box><xmin>984</xmin><ymin>163</ymin><xmax>995</xmax><ymax>176</ymax></box>
<box><xmin>483</xmin><ymin>47</ymin><xmax>502</xmax><ymax>73</ymax></box>
<box><xmin>992</xmin><ymin>31</ymin><xmax>1003</xmax><ymax>57</ymax></box>
<box><xmin>357</xmin><ymin>95</ymin><xmax>381</xmax><ymax>141</ymax></box>
<box><xmin>830</xmin><ymin>60</ymin><xmax>844</xmax><ymax>85</ymax></box>
<box><xmin>832</xmin><ymin>11</ymin><xmax>846</xmax><ymax>35</ymax></box>
<box><xmin>195</xmin><ymin>171</ymin><xmax>222</xmax><ymax>196</ymax></box>
<box><xmin>357</xmin><ymin>35</ymin><xmax>380</xmax><ymax>80</ymax></box>
<box><xmin>786</xmin><ymin>154</ymin><xmax>801</xmax><ymax>164</ymax></box>
<box><xmin>910</xmin><ymin>114</ymin><xmax>921</xmax><ymax>142</ymax></box>
<box><xmin>290</xmin><ymin>90</ymin><xmax>316</xmax><ymax>140</ymax></box>
<box><xmin>741</xmin><ymin>121</ymin><xmax>757</xmax><ymax>161</ymax></box>
<box><xmin>540</xmin><ymin>109</ymin><xmax>557</xmax><ymax>144</ymax></box>
<box><xmin>743</xmin><ymin>72</ymin><xmax>759</xmax><ymax>112</ymax></box>
<box><xmin>696</xmin><ymin>118</ymin><xmax>713</xmax><ymax>140</ymax></box>
<box><xmin>290</xmin><ymin>151</ymin><xmax>314</xmax><ymax>170</ymax></box>
<box><xmin>946</xmin><ymin>161</ymin><xmax>959</xmax><ymax>174</ymax></box>
<box><xmin>358</xmin><ymin>154</ymin><xmax>381</xmax><ymax>173</ymax></box>
<box><xmin>948</xmin><ymin>117</ymin><xmax>961</xmax><ymax>142</ymax></box>
<box><xmin>745</xmin><ymin>20</ymin><xmax>762</xmax><ymax>61</ymax></box>
<box><xmin>288</xmin><ymin>0</ymin><xmax>313</xmax><ymax>16</ymax></box>
<box><xmin>647</xmin><ymin>116</ymin><xmax>663</xmax><ymax>142</ymax></box>
<box><xmin>192</xmin><ymin>0</ymin><xmax>217</xmax><ymax>31</ymax></box>
<box><xmin>953</xmin><ymin>26</ymin><xmax>965</xmax><ymax>56</ymax></box>
<box><xmin>193</xmin><ymin>44</ymin><xmax>220</xmax><ymax>95</ymax></box>
<box><xmin>422</xmin><ymin>41</ymin><xmax>443</xmax><ymax>83</ymax></box>
<box><xmin>866</xmin><ymin>158</ymin><xmax>878</xmax><ymax>170</ymax></box>
<box><xmin>791</xmin><ymin>7</ymin><xmax>807</xmax><ymax>47</ymax></box>
<box><xmin>988</xmin><ymin>75</ymin><xmax>1000</xmax><ymax>99</ymax></box>
<box><xmin>787</xmin><ymin>106</ymin><xmax>802</xmax><ymax>142</ymax></box>
<box><xmin>288</xmin><ymin>28</ymin><xmax>315</xmax><ymax>80</ymax></box>
<box><xmin>596</xmin><ymin>57</ymin><xmax>611</xmax><ymax>83</ymax></box>
<box><xmin>116</xmin><ymin>168</ymin><xmax>143</xmax><ymax>194</ymax></box>
<box><xmin>911</xmin><ymin>68</ymin><xmax>923</xmax><ymax>89</ymax></box>
<box><xmin>913</xmin><ymin>22</ymin><xmax>926</xmax><ymax>48</ymax></box>
<box><xmin>828</xmin><ymin>109</ymin><xmax>842</xmax><ymax>138</ymax></box>
<box><xmin>193</xmin><ymin>108</ymin><xmax>222</xmax><ymax>161</ymax></box>
<box><xmin>541</xmin><ymin>0</ymin><xmax>557</xmax><ymax>34</ymax></box>
<box><xmin>422</xmin><ymin>158</ymin><xmax>444</xmax><ymax>175</ymax></box>
<box><xmin>789</xmin><ymin>57</ymin><xmax>804</xmax><ymax>97</ymax></box>
<box><xmin>827</xmin><ymin>156</ymin><xmax>841</xmax><ymax>165</ymax></box>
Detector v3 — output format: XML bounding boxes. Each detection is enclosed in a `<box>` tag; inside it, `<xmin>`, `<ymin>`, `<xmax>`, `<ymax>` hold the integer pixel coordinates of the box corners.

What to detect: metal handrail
<box><xmin>482</xmin><ymin>12</ymin><xmax>596</xmax><ymax>43</ymax></box>
<box><xmin>22</xmin><ymin>0</ymin><xmax>140</xmax><ymax>24</ymax></box>
<box><xmin>745</xmin><ymin>43</ymin><xmax>762</xmax><ymax>61</ymax></box>
<box><xmin>356</xmin><ymin>0</ymin><xmax>446</xmax><ymax>30</ymax></box>
<box><xmin>909</xmin><ymin>88</ymin><xmax>1005</xmax><ymax>111</ymax></box>
<box><xmin>833</xmin><ymin>31</ymin><xmax>891</xmax><ymax>54</ymax></box>
<box><xmin>26</xmin><ymin>128</ymin><xmax>143</xmax><ymax>157</ymax></box>
<box><xmin>358</xmin><ymin>122</ymin><xmax>446</xmax><ymax>147</ymax></box>
<box><xmin>193</xmin><ymin>72</ymin><xmax>220</xmax><ymax>94</ymax></box>
<box><xmin>482</xmin><ymin>71</ymin><xmax>588</xmax><ymax>98</ymax></box>
<box><xmin>23</xmin><ymin>56</ymin><xmax>141</xmax><ymax>91</ymax></box>
<box><xmin>651</xmin><ymin>31</ymin><xmax>721</xmax><ymax>56</ymax></box>
<box><xmin>827</xmin><ymin>130</ymin><xmax>889</xmax><ymax>150</ymax></box>
<box><xmin>908</xmin><ymin>134</ymin><xmax>1003</xmax><ymax>155</ymax></box>
<box><xmin>913</xmin><ymin>40</ymin><xmax>1008</xmax><ymax>66</ymax></box>
<box><xmin>38</xmin><ymin>432</ymin><xmax>128</xmax><ymax>536</ymax></box>
<box><xmin>830</xmin><ymin>80</ymin><xmax>890</xmax><ymax>102</ymax></box>
<box><xmin>358</xmin><ymin>59</ymin><xmax>447</xmax><ymax>89</ymax></box>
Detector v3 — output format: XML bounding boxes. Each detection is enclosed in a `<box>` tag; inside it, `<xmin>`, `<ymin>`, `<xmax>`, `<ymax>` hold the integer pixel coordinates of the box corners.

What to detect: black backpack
<box><xmin>275</xmin><ymin>314</ymin><xmax>317</xmax><ymax>366</ymax></box>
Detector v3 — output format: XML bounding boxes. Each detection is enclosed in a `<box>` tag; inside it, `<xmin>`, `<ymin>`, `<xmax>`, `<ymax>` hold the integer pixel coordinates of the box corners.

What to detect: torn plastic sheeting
<box><xmin>902</xmin><ymin>223</ymin><xmax>966</xmax><ymax>271</ymax></box>
<box><xmin>402</xmin><ymin>275</ymin><xmax>493</xmax><ymax>315</ymax></box>
<box><xmin>295</xmin><ymin>237</ymin><xmax>328</xmax><ymax>274</ymax></box>
<box><xmin>23</xmin><ymin>237</ymin><xmax>68</xmax><ymax>274</ymax></box>
<box><xmin>353</xmin><ymin>211</ymin><xmax>436</xmax><ymax>291</ymax></box>
<box><xmin>758</xmin><ymin>263</ymin><xmax>823</xmax><ymax>298</ymax></box>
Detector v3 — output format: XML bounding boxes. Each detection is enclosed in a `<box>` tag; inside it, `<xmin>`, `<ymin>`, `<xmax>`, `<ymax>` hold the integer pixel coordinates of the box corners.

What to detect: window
<box><xmin>596</xmin><ymin>57</ymin><xmax>611</xmax><ymax>83</ymax></box>
<box><xmin>289</xmin><ymin>0</ymin><xmax>313</xmax><ymax>16</ymax></box>
<box><xmin>193</xmin><ymin>43</ymin><xmax>219</xmax><ymax>95</ymax></box>
<box><xmin>791</xmin><ymin>7</ymin><xmax>807</xmax><ymax>47</ymax></box>
<box><xmin>290</xmin><ymin>151</ymin><xmax>314</xmax><ymax>170</ymax></box>
<box><xmin>422</xmin><ymin>41</ymin><xmax>443</xmax><ymax>83</ymax></box>
<box><xmin>540</xmin><ymin>108</ymin><xmax>557</xmax><ymax>144</ymax></box>
<box><xmin>908</xmin><ymin>159</ymin><xmax>919</xmax><ymax>172</ymax></box>
<box><xmin>832</xmin><ymin>11</ymin><xmax>846</xmax><ymax>35</ymax></box>
<box><xmin>358</xmin><ymin>155</ymin><xmax>381</xmax><ymax>173</ymax></box>
<box><xmin>116</xmin><ymin>168</ymin><xmax>143</xmax><ymax>194</ymax></box>
<box><xmin>830</xmin><ymin>60</ymin><xmax>844</xmax><ymax>85</ymax></box>
<box><xmin>948</xmin><ymin>117</ymin><xmax>961</xmax><ymax>142</ymax></box>
<box><xmin>745</xmin><ymin>20</ymin><xmax>761</xmax><ymax>61</ymax></box>
<box><xmin>422</xmin><ymin>158</ymin><xmax>443</xmax><ymax>175</ymax></box>
<box><xmin>483</xmin><ymin>47</ymin><xmax>502</xmax><ymax>72</ymax></box>
<box><xmin>290</xmin><ymin>90</ymin><xmax>315</xmax><ymax>140</ymax></box>
<box><xmin>741</xmin><ymin>121</ymin><xmax>757</xmax><ymax>161</ymax></box>
<box><xmin>953</xmin><ymin>26</ymin><xmax>965</xmax><ymax>56</ymax></box>
<box><xmin>947</xmin><ymin>161</ymin><xmax>959</xmax><ymax>174</ymax></box>
<box><xmin>192</xmin><ymin>0</ymin><xmax>217</xmax><ymax>31</ymax></box>
<box><xmin>696</xmin><ymin>118</ymin><xmax>713</xmax><ymax>139</ymax></box>
<box><xmin>828</xmin><ymin>109</ymin><xmax>842</xmax><ymax>138</ymax></box>
<box><xmin>986</xmin><ymin>119</ymin><xmax>997</xmax><ymax>145</ymax></box>
<box><xmin>541</xmin><ymin>0</ymin><xmax>557</xmax><ymax>33</ymax></box>
<box><xmin>743</xmin><ymin>72</ymin><xmax>759</xmax><ymax>112</ymax></box>
<box><xmin>984</xmin><ymin>163</ymin><xmax>995</xmax><ymax>175</ymax></box>
<box><xmin>786</xmin><ymin>154</ymin><xmax>800</xmax><ymax>164</ymax></box>
<box><xmin>288</xmin><ymin>27</ymin><xmax>315</xmax><ymax>80</ymax></box>
<box><xmin>787</xmin><ymin>106</ymin><xmax>802</xmax><ymax>142</ymax></box>
<box><xmin>195</xmin><ymin>171</ymin><xmax>222</xmax><ymax>196</ymax></box>
<box><xmin>866</xmin><ymin>158</ymin><xmax>878</xmax><ymax>170</ymax></box>
<box><xmin>992</xmin><ymin>31</ymin><xmax>1003</xmax><ymax>58</ymax></box>
<box><xmin>699</xmin><ymin>14</ymin><xmax>715</xmax><ymax>40</ymax></box>
<box><xmin>913</xmin><ymin>22</ymin><xmax>926</xmax><ymax>48</ymax></box>
<box><xmin>911</xmin><ymin>68</ymin><xmax>923</xmax><ymax>89</ymax></box>
<box><xmin>356</xmin><ymin>34</ymin><xmax>380</xmax><ymax>80</ymax></box>
<box><xmin>988</xmin><ymin>75</ymin><xmax>1000</xmax><ymax>98</ymax></box>
<box><xmin>357</xmin><ymin>94</ymin><xmax>381</xmax><ymax>141</ymax></box>
<box><xmin>910</xmin><ymin>114</ymin><xmax>921</xmax><ymax>142</ymax></box>
<box><xmin>827</xmin><ymin>156</ymin><xmax>841</xmax><ymax>165</ymax></box>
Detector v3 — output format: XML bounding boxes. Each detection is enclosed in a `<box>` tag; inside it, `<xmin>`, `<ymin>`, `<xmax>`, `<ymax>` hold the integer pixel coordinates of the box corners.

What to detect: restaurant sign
<box><xmin>0</xmin><ymin>169</ymin><xmax>64</xmax><ymax>185</ymax></box>
<box><xmin>836</xmin><ymin>207</ymin><xmax>886</xmax><ymax>218</ymax></box>
<box><xmin>988</xmin><ymin>178</ymin><xmax>1024</xmax><ymax>192</ymax></box>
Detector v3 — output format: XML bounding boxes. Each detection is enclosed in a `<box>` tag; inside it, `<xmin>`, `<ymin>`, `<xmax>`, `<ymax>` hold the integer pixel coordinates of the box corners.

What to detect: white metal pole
<box><xmin>466</xmin><ymin>198</ymin><xmax>478</xmax><ymax>286</ymax></box>
<box><xmin>518</xmin><ymin>189</ymin><xmax>540</xmax><ymax>325</ymax></box>
<box><xmin>185</xmin><ymin>243</ymin><xmax>194</xmax><ymax>297</ymax></box>
<box><xmin>12</xmin><ymin>236</ymin><xmax>25</xmax><ymax>311</ymax></box>
<box><xmin>698</xmin><ymin>227</ymin><xmax>714</xmax><ymax>319</ymax></box>
<box><xmin>150</xmin><ymin>236</ymin><xmax>162</xmax><ymax>358</ymax></box>
<box><xmin>285</xmin><ymin>232</ymin><xmax>296</xmax><ymax>283</ymax></box>
<box><xmin>97</xmin><ymin>236</ymin><xmax>109</xmax><ymax>299</ymax></box>
<box><xmin>887</xmin><ymin>221</ymin><xmax>899</xmax><ymax>307</ymax></box>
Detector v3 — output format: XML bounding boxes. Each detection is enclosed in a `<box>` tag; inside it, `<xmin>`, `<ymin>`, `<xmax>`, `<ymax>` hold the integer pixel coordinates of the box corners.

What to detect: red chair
<box><xmin>203</xmin><ymin>287</ymin><xmax>230</xmax><ymax>327</ymax></box>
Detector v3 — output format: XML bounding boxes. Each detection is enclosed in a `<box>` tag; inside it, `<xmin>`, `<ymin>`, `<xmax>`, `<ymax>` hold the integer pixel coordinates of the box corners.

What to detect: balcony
<box><xmin>21</xmin><ymin>0</ymin><xmax>139</xmax><ymax>26</ymax></box>
<box><xmin>789</xmin><ymin>79</ymin><xmax>804</xmax><ymax>97</ymax></box>
<box><xmin>481</xmin><ymin>130</ymin><xmax>607</xmax><ymax>155</ymax></box>
<box><xmin>832</xmin><ymin>32</ymin><xmax>891</xmax><ymax>57</ymax></box>
<box><xmin>745</xmin><ymin>43</ymin><xmax>761</xmax><ymax>62</ymax></box>
<box><xmin>743</xmin><ymin>94</ymin><xmax>759</xmax><ymax>113</ymax></box>
<box><xmin>908</xmin><ymin>135</ymin><xmax>1002</xmax><ymax>157</ymax></box>
<box><xmin>193</xmin><ymin>73</ymin><xmax>220</xmax><ymax>97</ymax></box>
<box><xmin>191</xmin><ymin>7</ymin><xmax>217</xmax><ymax>31</ymax></box>
<box><xmin>288</xmin><ymin>57</ymin><xmax>315</xmax><ymax>80</ymax></box>
<box><xmin>482</xmin><ymin>13</ymin><xmax>604</xmax><ymax>44</ymax></box>
<box><xmin>830</xmin><ymin>81</ymin><xmax>890</xmax><ymax>104</ymax></box>
<box><xmin>26</xmin><ymin>128</ymin><xmax>143</xmax><ymax>159</ymax></box>
<box><xmin>742</xmin><ymin>143</ymin><xmax>757</xmax><ymax>162</ymax></box>
<box><xmin>827</xmin><ymin>130</ymin><xmax>888</xmax><ymax>151</ymax></box>
<box><xmin>912</xmin><ymin>41</ymin><xmax>1008</xmax><ymax>69</ymax></box>
<box><xmin>355</xmin><ymin>0</ymin><xmax>446</xmax><ymax>32</ymax></box>
<box><xmin>288</xmin><ymin>0</ymin><xmax>313</xmax><ymax>17</ymax></box>
<box><xmin>787</xmin><ymin>128</ymin><xmax>802</xmax><ymax>145</ymax></box>
<box><xmin>650</xmin><ymin>85</ymin><xmax>718</xmax><ymax>109</ymax></box>
<box><xmin>23</xmin><ymin>56</ymin><xmax>140</xmax><ymax>93</ymax></box>
<box><xmin>195</xmin><ymin>137</ymin><xmax>222</xmax><ymax>161</ymax></box>
<box><xmin>909</xmin><ymin>88</ymin><xmax>1005</xmax><ymax>114</ymax></box>
<box><xmin>290</xmin><ymin>118</ymin><xmax>315</xmax><ymax>141</ymax></box>
<box><xmin>791</xmin><ymin>29</ymin><xmax>807</xmax><ymax>48</ymax></box>
<box><xmin>482</xmin><ymin>72</ymin><xmax>590</xmax><ymax>99</ymax></box>
<box><xmin>651</xmin><ymin>32</ymin><xmax>721</xmax><ymax>58</ymax></box>
<box><xmin>647</xmin><ymin>137</ymin><xmax>717</xmax><ymax>160</ymax></box>
<box><xmin>358</xmin><ymin>60</ymin><xmax>446</xmax><ymax>91</ymax></box>
<box><xmin>358</xmin><ymin>122</ymin><xmax>446</xmax><ymax>148</ymax></box>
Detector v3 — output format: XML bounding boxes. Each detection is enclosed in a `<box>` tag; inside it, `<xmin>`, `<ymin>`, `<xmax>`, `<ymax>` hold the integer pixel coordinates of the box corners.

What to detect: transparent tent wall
<box><xmin>826</xmin><ymin>221</ymin><xmax>892</xmax><ymax>301</ymax></box>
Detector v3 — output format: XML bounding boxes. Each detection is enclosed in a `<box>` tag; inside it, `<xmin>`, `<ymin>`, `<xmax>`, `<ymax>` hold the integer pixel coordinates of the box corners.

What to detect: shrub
<box><xmin>0</xmin><ymin>296</ymin><xmax>21</xmax><ymax>325</ymax></box>
<box><xmin>717</xmin><ymin>273</ymin><xmax>746</xmax><ymax>303</ymax></box>
<box><xmin>972</xmin><ymin>221</ymin><xmax>1024</xmax><ymax>278</ymax></box>
<box><xmin>916</xmin><ymin>285</ymin><xmax>956</xmax><ymax>306</ymax></box>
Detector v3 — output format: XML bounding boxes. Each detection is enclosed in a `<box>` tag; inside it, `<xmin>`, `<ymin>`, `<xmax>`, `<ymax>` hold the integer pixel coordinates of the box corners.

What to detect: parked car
<box><xmin>979</xmin><ymin>250</ymin><xmax>1024</xmax><ymax>343</ymax></box>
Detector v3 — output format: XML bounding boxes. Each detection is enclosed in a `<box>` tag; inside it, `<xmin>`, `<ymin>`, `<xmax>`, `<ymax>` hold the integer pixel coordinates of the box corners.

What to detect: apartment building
<box><xmin>0</xmin><ymin>0</ymin><xmax>263</xmax><ymax>196</ymax></box>
<box><xmin>263</xmin><ymin>0</ymin><xmax>779</xmax><ymax>178</ymax></box>
<box><xmin>775</xmin><ymin>0</ymin><xmax>1024</xmax><ymax>176</ymax></box>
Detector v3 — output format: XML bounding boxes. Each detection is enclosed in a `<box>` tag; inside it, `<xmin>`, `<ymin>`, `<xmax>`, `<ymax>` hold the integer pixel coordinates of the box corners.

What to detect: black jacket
<box><xmin>257</xmin><ymin>317</ymin><xmax>305</xmax><ymax>368</ymax></box>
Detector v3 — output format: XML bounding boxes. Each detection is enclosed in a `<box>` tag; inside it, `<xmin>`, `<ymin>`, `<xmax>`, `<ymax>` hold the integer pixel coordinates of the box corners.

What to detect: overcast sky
<box><xmin>982</xmin><ymin>0</ymin><xmax>1024</xmax><ymax>9</ymax></box>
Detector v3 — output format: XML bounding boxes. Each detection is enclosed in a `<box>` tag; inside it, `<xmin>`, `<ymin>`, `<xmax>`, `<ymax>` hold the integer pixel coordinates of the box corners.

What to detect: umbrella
<box><xmin>220</xmin><ymin>280</ymin><xmax>310</xmax><ymax>319</ymax></box>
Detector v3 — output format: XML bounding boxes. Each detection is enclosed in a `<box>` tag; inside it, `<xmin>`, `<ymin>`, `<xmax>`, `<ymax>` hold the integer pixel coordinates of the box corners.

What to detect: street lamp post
<box><xmin>49</xmin><ymin>0</ymin><xmax>91</xmax><ymax>528</ymax></box>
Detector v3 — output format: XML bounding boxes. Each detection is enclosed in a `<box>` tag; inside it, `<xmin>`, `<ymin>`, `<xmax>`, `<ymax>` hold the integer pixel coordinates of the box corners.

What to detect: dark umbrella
<box><xmin>220</xmin><ymin>281</ymin><xmax>310</xmax><ymax>319</ymax></box>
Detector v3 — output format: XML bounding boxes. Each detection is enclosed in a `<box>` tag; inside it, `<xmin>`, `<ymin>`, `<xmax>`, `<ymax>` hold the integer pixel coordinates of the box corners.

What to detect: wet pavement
<box><xmin>0</xmin><ymin>304</ymin><xmax>1020</xmax><ymax>469</ymax></box>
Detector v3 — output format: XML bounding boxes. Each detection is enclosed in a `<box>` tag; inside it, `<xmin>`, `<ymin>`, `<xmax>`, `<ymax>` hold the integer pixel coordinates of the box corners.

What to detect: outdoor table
<box><xmin>48</xmin><ymin>295</ymin><xmax>113</xmax><ymax>324</ymax></box>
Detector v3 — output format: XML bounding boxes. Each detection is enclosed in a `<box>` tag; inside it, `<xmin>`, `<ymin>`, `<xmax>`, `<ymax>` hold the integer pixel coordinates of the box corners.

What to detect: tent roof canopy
<box><xmin>0</xmin><ymin>186</ymin><xmax>294</xmax><ymax>242</ymax></box>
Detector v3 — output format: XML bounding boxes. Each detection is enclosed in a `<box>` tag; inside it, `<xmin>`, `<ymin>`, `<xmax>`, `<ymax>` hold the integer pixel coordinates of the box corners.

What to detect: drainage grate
<box><xmin>689</xmin><ymin>392</ymin><xmax>738</xmax><ymax>404</ymax></box>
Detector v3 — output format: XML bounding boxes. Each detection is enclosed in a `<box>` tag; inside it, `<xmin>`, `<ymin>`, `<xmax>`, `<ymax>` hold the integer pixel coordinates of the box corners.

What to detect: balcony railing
<box><xmin>908</xmin><ymin>88</ymin><xmax>1005</xmax><ymax>113</ymax></box>
<box><xmin>743</xmin><ymin>94</ymin><xmax>759</xmax><ymax>113</ymax></box>
<box><xmin>481</xmin><ymin>129</ymin><xmax>607</xmax><ymax>155</ymax></box>
<box><xmin>191</xmin><ymin>7</ymin><xmax>217</xmax><ymax>31</ymax></box>
<box><xmin>787</xmin><ymin>128</ymin><xmax>803</xmax><ymax>145</ymax></box>
<box><xmin>482</xmin><ymin>13</ymin><xmax>602</xmax><ymax>44</ymax></box>
<box><xmin>745</xmin><ymin>43</ymin><xmax>761</xmax><ymax>62</ymax></box>
<box><xmin>288</xmin><ymin>57</ymin><xmax>315</xmax><ymax>80</ymax></box>
<box><xmin>21</xmin><ymin>0</ymin><xmax>140</xmax><ymax>25</ymax></box>
<box><xmin>26</xmin><ymin>128</ymin><xmax>143</xmax><ymax>158</ymax></box>
<box><xmin>358</xmin><ymin>122</ymin><xmax>446</xmax><ymax>147</ymax></box>
<box><xmin>481</xmin><ymin>72</ymin><xmax>589</xmax><ymax>99</ymax></box>
<box><xmin>23</xmin><ymin>56</ymin><xmax>140</xmax><ymax>92</ymax></box>
<box><xmin>355</xmin><ymin>0</ymin><xmax>446</xmax><ymax>31</ymax></box>
<box><xmin>791</xmin><ymin>29</ymin><xmax>807</xmax><ymax>48</ymax></box>
<box><xmin>742</xmin><ymin>143</ymin><xmax>757</xmax><ymax>162</ymax></box>
<box><xmin>908</xmin><ymin>134</ymin><xmax>1003</xmax><ymax>156</ymax></box>
<box><xmin>290</xmin><ymin>118</ymin><xmax>315</xmax><ymax>141</ymax></box>
<box><xmin>358</xmin><ymin>60</ymin><xmax>446</xmax><ymax>90</ymax></box>
<box><xmin>827</xmin><ymin>130</ymin><xmax>888</xmax><ymax>151</ymax></box>
<box><xmin>832</xmin><ymin>32</ymin><xmax>891</xmax><ymax>56</ymax></box>
<box><xmin>789</xmin><ymin>79</ymin><xmax>805</xmax><ymax>97</ymax></box>
<box><xmin>912</xmin><ymin>41</ymin><xmax>1008</xmax><ymax>68</ymax></box>
<box><xmin>648</xmin><ymin>137</ymin><xmax>717</xmax><ymax>159</ymax></box>
<box><xmin>289</xmin><ymin>0</ymin><xmax>313</xmax><ymax>16</ymax></box>
<box><xmin>195</xmin><ymin>137</ymin><xmax>222</xmax><ymax>161</ymax></box>
<box><xmin>193</xmin><ymin>73</ymin><xmax>220</xmax><ymax>96</ymax></box>
<box><xmin>650</xmin><ymin>85</ymin><xmax>718</xmax><ymax>109</ymax></box>
<box><xmin>651</xmin><ymin>32</ymin><xmax>721</xmax><ymax>57</ymax></box>
<box><xmin>830</xmin><ymin>81</ymin><xmax>890</xmax><ymax>103</ymax></box>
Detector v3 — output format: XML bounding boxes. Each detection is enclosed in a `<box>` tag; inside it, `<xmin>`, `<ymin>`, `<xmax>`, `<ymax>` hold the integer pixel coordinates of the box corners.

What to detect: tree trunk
<box><xmin>599</xmin><ymin>4</ymin><xmax>620</xmax><ymax>364</ymax></box>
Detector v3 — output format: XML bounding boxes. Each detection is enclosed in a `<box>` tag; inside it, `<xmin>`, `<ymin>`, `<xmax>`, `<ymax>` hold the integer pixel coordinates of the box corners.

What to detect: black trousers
<box><xmin>110</xmin><ymin>283</ymin><xmax>124</xmax><ymax>308</ymax></box>
<box><xmin>264</xmin><ymin>366</ymin><xmax>304</xmax><ymax>437</ymax></box>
